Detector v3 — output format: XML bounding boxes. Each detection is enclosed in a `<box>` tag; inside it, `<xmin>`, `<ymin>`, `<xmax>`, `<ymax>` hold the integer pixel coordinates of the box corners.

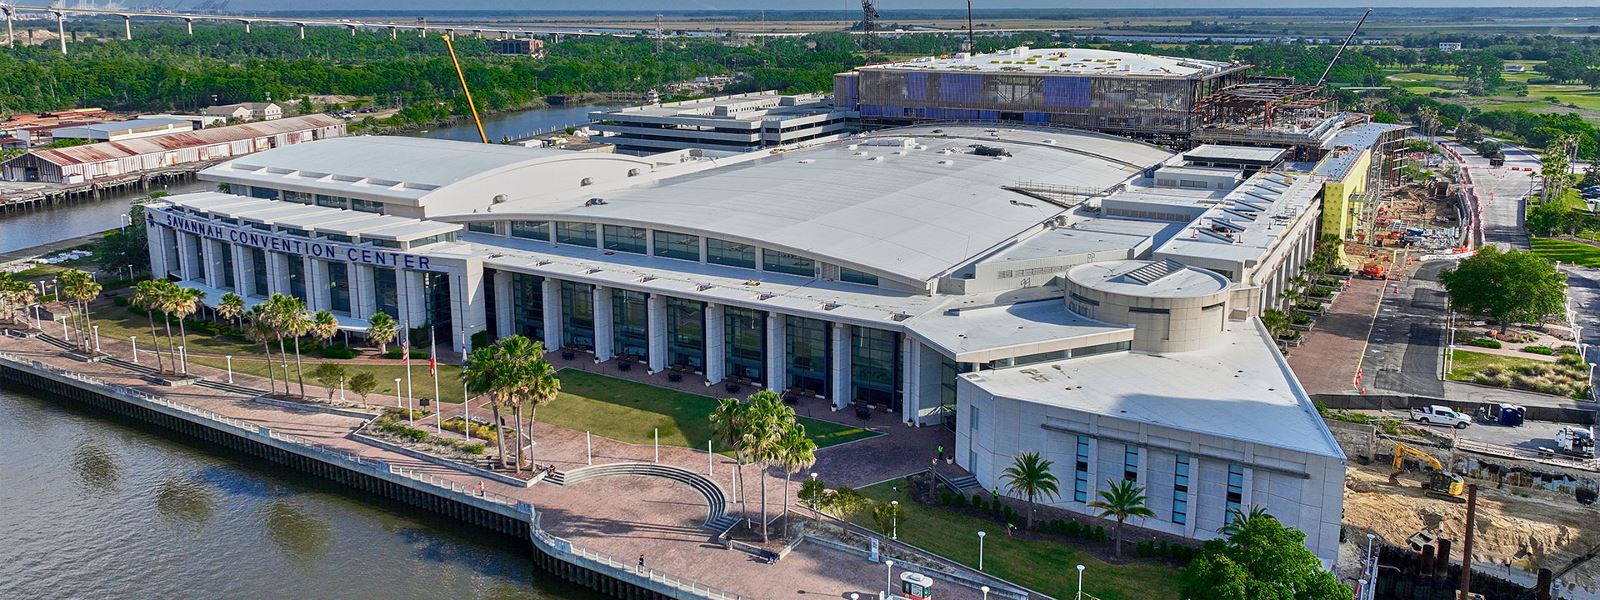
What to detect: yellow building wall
<box><xmin>1320</xmin><ymin>148</ymin><xmax>1374</xmax><ymax>240</ymax></box>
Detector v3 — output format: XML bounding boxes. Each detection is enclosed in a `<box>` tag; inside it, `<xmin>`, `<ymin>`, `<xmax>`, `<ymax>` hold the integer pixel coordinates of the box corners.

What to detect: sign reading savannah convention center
<box><xmin>153</xmin><ymin>209</ymin><xmax>444</xmax><ymax>271</ymax></box>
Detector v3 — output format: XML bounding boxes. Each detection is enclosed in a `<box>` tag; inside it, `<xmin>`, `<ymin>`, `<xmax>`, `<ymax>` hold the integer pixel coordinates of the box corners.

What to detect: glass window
<box><xmin>840</xmin><ymin>267</ymin><xmax>879</xmax><ymax>286</ymax></box>
<box><xmin>850</xmin><ymin>326</ymin><xmax>901</xmax><ymax>409</ymax></box>
<box><xmin>559</xmin><ymin>280</ymin><xmax>595</xmax><ymax>349</ymax></box>
<box><xmin>1172</xmin><ymin>454</ymin><xmax>1190</xmax><ymax>525</ymax></box>
<box><xmin>218</xmin><ymin>243</ymin><xmax>235</xmax><ymax>290</ymax></box>
<box><xmin>556</xmin><ymin>222</ymin><xmax>598</xmax><ymax>247</ymax></box>
<box><xmin>706</xmin><ymin>238</ymin><xmax>756</xmax><ymax>269</ymax></box>
<box><xmin>279</xmin><ymin>227</ymin><xmax>310</xmax><ymax>238</ymax></box>
<box><xmin>785</xmin><ymin>316</ymin><xmax>830</xmax><ymax>395</ymax></box>
<box><xmin>315</xmin><ymin>194</ymin><xmax>348</xmax><ymax>209</ymax></box>
<box><xmin>322</xmin><ymin>233</ymin><xmax>353</xmax><ymax>243</ymax></box>
<box><xmin>603</xmin><ymin>225</ymin><xmax>647</xmax><ymax>254</ymax></box>
<box><xmin>283</xmin><ymin>190</ymin><xmax>313</xmax><ymax>204</ymax></box>
<box><xmin>327</xmin><ymin>261</ymin><xmax>350</xmax><ymax>313</ymax></box>
<box><xmin>249</xmin><ymin>248</ymin><xmax>269</xmax><ymax>297</ymax></box>
<box><xmin>248</xmin><ymin>186</ymin><xmax>278</xmax><ymax>200</ymax></box>
<box><xmin>350</xmin><ymin>199</ymin><xmax>385</xmax><ymax>214</ymax></box>
<box><xmin>467</xmin><ymin>222</ymin><xmax>497</xmax><ymax>234</ymax></box>
<box><xmin>612</xmin><ymin>289</ymin><xmax>648</xmax><ymax>361</ymax></box>
<box><xmin>724</xmin><ymin>306</ymin><xmax>766</xmax><ymax>382</ymax></box>
<box><xmin>1074</xmin><ymin>436</ymin><xmax>1091</xmax><ymax>503</ymax></box>
<box><xmin>1123</xmin><ymin>445</ymin><xmax>1139</xmax><ymax>482</ymax></box>
<box><xmin>511</xmin><ymin>220</ymin><xmax>549</xmax><ymax>241</ymax></box>
<box><xmin>367</xmin><ymin>238</ymin><xmax>401</xmax><ymax>249</ymax></box>
<box><xmin>1225</xmin><ymin>464</ymin><xmax>1245</xmax><ymax>518</ymax></box>
<box><xmin>666</xmin><ymin>297</ymin><xmax>705</xmax><ymax>371</ymax></box>
<box><xmin>374</xmin><ymin>268</ymin><xmax>398</xmax><ymax>319</ymax></box>
<box><xmin>653</xmin><ymin>231</ymin><xmax>701</xmax><ymax>261</ymax></box>
<box><xmin>762</xmin><ymin>249</ymin><xmax>815</xmax><ymax>277</ymax></box>
<box><xmin>282</xmin><ymin>255</ymin><xmax>307</xmax><ymax>301</ymax></box>
<box><xmin>510</xmin><ymin>273</ymin><xmax>544</xmax><ymax>343</ymax></box>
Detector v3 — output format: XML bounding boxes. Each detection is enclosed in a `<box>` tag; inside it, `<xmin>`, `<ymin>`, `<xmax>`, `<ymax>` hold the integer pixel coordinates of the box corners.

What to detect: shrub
<box><xmin>1094</xmin><ymin>525</ymin><xmax>1108</xmax><ymax>543</ymax></box>
<box><xmin>319</xmin><ymin>344</ymin><xmax>359</xmax><ymax>359</ymax></box>
<box><xmin>972</xmin><ymin>494</ymin><xmax>985</xmax><ymax>511</ymax></box>
<box><xmin>440</xmin><ymin>417</ymin><xmax>498</xmax><ymax>444</ymax></box>
<box><xmin>112</xmin><ymin>296</ymin><xmax>128</xmax><ymax>306</ymax></box>
<box><xmin>471</xmin><ymin>330</ymin><xmax>491</xmax><ymax>350</ymax></box>
<box><xmin>940</xmin><ymin>491</ymin><xmax>952</xmax><ymax>506</ymax></box>
<box><xmin>953</xmin><ymin>493</ymin><xmax>966</xmax><ymax>508</ymax></box>
<box><xmin>1467</xmin><ymin>338</ymin><xmax>1502</xmax><ymax>349</ymax></box>
<box><xmin>1066</xmin><ymin>520</ymin><xmax>1083</xmax><ymax>538</ymax></box>
<box><xmin>1522</xmin><ymin>345</ymin><xmax>1555</xmax><ymax>356</ymax></box>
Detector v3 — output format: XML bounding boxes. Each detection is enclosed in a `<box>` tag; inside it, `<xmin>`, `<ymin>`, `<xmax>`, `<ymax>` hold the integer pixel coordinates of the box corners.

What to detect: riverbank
<box><xmin>0</xmin><ymin>328</ymin><xmax>1019</xmax><ymax>600</ymax></box>
<box><xmin>354</xmin><ymin>93</ymin><xmax>641</xmax><ymax>139</ymax></box>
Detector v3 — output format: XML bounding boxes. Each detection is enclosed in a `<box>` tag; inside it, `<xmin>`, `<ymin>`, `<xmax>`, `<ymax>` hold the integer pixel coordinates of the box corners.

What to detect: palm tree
<box><xmin>309</xmin><ymin>310</ymin><xmax>339</xmax><ymax>348</ymax></box>
<box><xmin>0</xmin><ymin>274</ymin><xmax>37</xmax><ymax>326</ymax></box>
<box><xmin>710</xmin><ymin>396</ymin><xmax>753</xmax><ymax>524</ymax></box>
<box><xmin>275</xmin><ymin>296</ymin><xmax>313</xmax><ymax>398</ymax></box>
<box><xmin>1001</xmin><ymin>451</ymin><xmax>1061</xmax><ymax>530</ymax></box>
<box><xmin>745</xmin><ymin>390</ymin><xmax>795</xmax><ymax>543</ymax></box>
<box><xmin>517</xmin><ymin>337</ymin><xmax>560</xmax><ymax>468</ymax></box>
<box><xmin>57</xmin><ymin>269</ymin><xmax>100</xmax><ymax>352</ymax></box>
<box><xmin>132</xmin><ymin>280</ymin><xmax>169</xmax><ymax>373</ymax></box>
<box><xmin>774</xmin><ymin>424</ymin><xmax>817</xmax><ymax>530</ymax></box>
<box><xmin>168</xmin><ymin>286</ymin><xmax>204</xmax><ymax>371</ymax></box>
<box><xmin>1260</xmin><ymin>309</ymin><xmax>1292</xmax><ymax>339</ymax></box>
<box><xmin>1219</xmin><ymin>505</ymin><xmax>1271</xmax><ymax>537</ymax></box>
<box><xmin>367</xmin><ymin>311</ymin><xmax>398</xmax><ymax>354</ymax></box>
<box><xmin>1089</xmin><ymin>479</ymin><xmax>1156</xmax><ymax>559</ymax></box>
<box><xmin>243</xmin><ymin>305</ymin><xmax>278</xmax><ymax>394</ymax></box>
<box><xmin>216</xmin><ymin>292</ymin><xmax>246</xmax><ymax>328</ymax></box>
<box><xmin>464</xmin><ymin>342</ymin><xmax>515</xmax><ymax>470</ymax></box>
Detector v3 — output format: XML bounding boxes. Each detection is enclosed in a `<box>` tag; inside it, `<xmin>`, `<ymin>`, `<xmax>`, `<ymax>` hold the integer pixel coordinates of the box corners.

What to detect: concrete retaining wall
<box><xmin>1314</xmin><ymin>393</ymin><xmax>1598</xmax><ymax>425</ymax></box>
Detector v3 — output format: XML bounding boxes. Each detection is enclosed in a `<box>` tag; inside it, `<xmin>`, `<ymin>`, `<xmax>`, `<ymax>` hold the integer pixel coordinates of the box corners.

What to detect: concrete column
<box><xmin>204</xmin><ymin>239</ymin><xmax>227</xmax><ymax>288</ymax></box>
<box><xmin>389</xmin><ymin>26</ymin><xmax>397</xmax><ymax>40</ymax></box>
<box><xmin>341</xmin><ymin>263</ymin><xmax>358</xmax><ymax>316</ymax></box>
<box><xmin>230</xmin><ymin>245</ymin><xmax>251</xmax><ymax>296</ymax></box>
<box><xmin>353</xmin><ymin>265</ymin><xmax>377</xmax><ymax>319</ymax></box>
<box><xmin>704</xmin><ymin>302</ymin><xmax>725</xmax><ymax>385</ymax></box>
<box><xmin>453</xmin><ymin>268</ymin><xmax>487</xmax><ymax>353</ymax></box>
<box><xmin>493</xmin><ymin>271</ymin><xmax>514</xmax><ymax>339</ymax></box>
<box><xmin>146</xmin><ymin>223</ymin><xmax>169</xmax><ymax>279</ymax></box>
<box><xmin>122</xmin><ymin>15</ymin><xmax>131</xmax><ymax>40</ymax></box>
<box><xmin>765</xmin><ymin>312</ymin><xmax>784</xmax><ymax>391</ymax></box>
<box><xmin>185</xmin><ymin>18</ymin><xmax>193</xmax><ymax>36</ymax></box>
<box><xmin>243</xmin><ymin>21</ymin><xmax>252</xmax><ymax>34</ymax></box>
<box><xmin>830</xmin><ymin>323</ymin><xmax>851</xmax><ymax>409</ymax></box>
<box><xmin>298</xmin><ymin>23</ymin><xmax>305</xmax><ymax>39</ymax></box>
<box><xmin>541</xmin><ymin>278</ymin><xmax>562</xmax><ymax>349</ymax></box>
<box><xmin>646</xmin><ymin>293</ymin><xmax>667</xmax><ymax>373</ymax></box>
<box><xmin>902</xmin><ymin>337</ymin><xmax>919</xmax><ymax>424</ymax></box>
<box><xmin>1185</xmin><ymin>456</ymin><xmax>1201</xmax><ymax>538</ymax></box>
<box><xmin>174</xmin><ymin>233</ymin><xmax>196</xmax><ymax>281</ymax></box>
<box><xmin>4</xmin><ymin>8</ymin><xmax>14</xmax><ymax>49</ymax></box>
<box><xmin>55</xmin><ymin>12</ymin><xmax>65</xmax><ymax>56</ymax></box>
<box><xmin>307</xmin><ymin>257</ymin><xmax>330</xmax><ymax>311</ymax></box>
<box><xmin>265</xmin><ymin>252</ymin><xmax>289</xmax><ymax>296</ymax></box>
<box><xmin>399</xmin><ymin>269</ymin><xmax>427</xmax><ymax>326</ymax></box>
<box><xmin>348</xmin><ymin>25</ymin><xmax>356</xmax><ymax>37</ymax></box>
<box><xmin>592</xmin><ymin>285</ymin><xmax>614</xmax><ymax>362</ymax></box>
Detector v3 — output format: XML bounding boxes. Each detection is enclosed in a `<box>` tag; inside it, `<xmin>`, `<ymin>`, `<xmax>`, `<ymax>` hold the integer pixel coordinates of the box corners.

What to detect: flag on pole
<box><xmin>429</xmin><ymin>353</ymin><xmax>437</xmax><ymax>377</ymax></box>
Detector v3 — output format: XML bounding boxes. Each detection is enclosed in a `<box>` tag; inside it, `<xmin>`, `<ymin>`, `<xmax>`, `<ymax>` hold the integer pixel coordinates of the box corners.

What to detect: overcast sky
<box><xmin>24</xmin><ymin>1</ymin><xmax>1600</xmax><ymax>10</ymax></box>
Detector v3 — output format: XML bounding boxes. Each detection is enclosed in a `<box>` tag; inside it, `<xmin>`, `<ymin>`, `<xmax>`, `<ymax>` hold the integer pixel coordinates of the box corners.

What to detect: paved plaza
<box><xmin>0</xmin><ymin>330</ymin><xmax>996</xmax><ymax>600</ymax></box>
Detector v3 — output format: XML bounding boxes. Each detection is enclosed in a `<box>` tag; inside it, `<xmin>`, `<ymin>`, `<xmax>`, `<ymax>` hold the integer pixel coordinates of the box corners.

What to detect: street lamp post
<box><xmin>890</xmin><ymin>500</ymin><xmax>898</xmax><ymax>540</ymax></box>
<box><xmin>1364</xmin><ymin>533</ymin><xmax>1379</xmax><ymax>600</ymax></box>
<box><xmin>226</xmin><ymin>355</ymin><xmax>233</xmax><ymax>383</ymax></box>
<box><xmin>980</xmin><ymin>585</ymin><xmax>990</xmax><ymax>600</ymax></box>
<box><xmin>1076</xmin><ymin>564</ymin><xmax>1085</xmax><ymax>600</ymax></box>
<box><xmin>977</xmin><ymin>531</ymin><xmax>986</xmax><ymax>571</ymax></box>
<box><xmin>885</xmin><ymin>559</ymin><xmax>894</xmax><ymax>599</ymax></box>
<box><xmin>810</xmin><ymin>472</ymin><xmax>820</xmax><ymax>518</ymax></box>
<box><xmin>130</xmin><ymin>336</ymin><xmax>138</xmax><ymax>363</ymax></box>
<box><xmin>178</xmin><ymin>345</ymin><xmax>187</xmax><ymax>374</ymax></box>
<box><xmin>91</xmin><ymin>325</ymin><xmax>99</xmax><ymax>353</ymax></box>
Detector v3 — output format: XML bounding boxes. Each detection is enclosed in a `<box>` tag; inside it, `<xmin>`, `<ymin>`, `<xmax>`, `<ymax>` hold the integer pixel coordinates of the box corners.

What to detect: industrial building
<box><xmin>1</xmin><ymin>114</ymin><xmax>345</xmax><ymax>184</ymax></box>
<box><xmin>588</xmin><ymin>92</ymin><xmax>858</xmax><ymax>155</ymax></box>
<box><xmin>201</xmin><ymin>102</ymin><xmax>283</xmax><ymax>122</ymax></box>
<box><xmin>49</xmin><ymin>118</ymin><xmax>194</xmax><ymax>143</ymax></box>
<box><xmin>834</xmin><ymin>47</ymin><xmax>1250</xmax><ymax>141</ymax></box>
<box><xmin>142</xmin><ymin>123</ymin><xmax>1344</xmax><ymax>564</ymax></box>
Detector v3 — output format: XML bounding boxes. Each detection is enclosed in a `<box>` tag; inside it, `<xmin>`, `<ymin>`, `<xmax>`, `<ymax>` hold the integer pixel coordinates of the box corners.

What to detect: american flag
<box><xmin>402</xmin><ymin>341</ymin><xmax>410</xmax><ymax>364</ymax></box>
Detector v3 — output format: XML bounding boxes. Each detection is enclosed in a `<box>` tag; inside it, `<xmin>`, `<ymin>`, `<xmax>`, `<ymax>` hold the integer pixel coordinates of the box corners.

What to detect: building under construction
<box><xmin>834</xmin><ymin>47</ymin><xmax>1251</xmax><ymax>143</ymax></box>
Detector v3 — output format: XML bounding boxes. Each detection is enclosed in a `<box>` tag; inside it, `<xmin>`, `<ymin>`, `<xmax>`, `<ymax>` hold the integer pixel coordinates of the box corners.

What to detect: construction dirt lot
<box><xmin>1344</xmin><ymin>464</ymin><xmax>1600</xmax><ymax>593</ymax></box>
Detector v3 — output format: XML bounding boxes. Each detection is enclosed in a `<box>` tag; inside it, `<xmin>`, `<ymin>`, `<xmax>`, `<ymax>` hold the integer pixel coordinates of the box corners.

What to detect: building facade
<box><xmin>143</xmin><ymin>124</ymin><xmax>1343</xmax><ymax>564</ymax></box>
<box><xmin>202</xmin><ymin>102</ymin><xmax>283</xmax><ymax>121</ymax></box>
<box><xmin>50</xmin><ymin>118</ymin><xmax>194</xmax><ymax>142</ymax></box>
<box><xmin>589</xmin><ymin>92</ymin><xmax>858</xmax><ymax>155</ymax></box>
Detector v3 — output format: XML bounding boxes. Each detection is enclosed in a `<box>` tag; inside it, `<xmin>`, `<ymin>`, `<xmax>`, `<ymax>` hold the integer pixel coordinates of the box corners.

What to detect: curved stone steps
<box><xmin>551</xmin><ymin>462</ymin><xmax>734</xmax><ymax>531</ymax></box>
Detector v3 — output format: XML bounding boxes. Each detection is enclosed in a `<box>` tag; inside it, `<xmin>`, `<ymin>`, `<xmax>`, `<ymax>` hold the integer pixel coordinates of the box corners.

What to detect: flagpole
<box><xmin>404</xmin><ymin>319</ymin><xmax>414</xmax><ymax>422</ymax></box>
<box><xmin>430</xmin><ymin>323</ymin><xmax>441</xmax><ymax>431</ymax></box>
<box><xmin>462</xmin><ymin>330</ymin><xmax>471</xmax><ymax>443</ymax></box>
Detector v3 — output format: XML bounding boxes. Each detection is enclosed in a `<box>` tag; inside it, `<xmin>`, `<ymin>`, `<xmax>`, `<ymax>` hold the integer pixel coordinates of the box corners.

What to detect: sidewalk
<box><xmin>1288</xmin><ymin>276</ymin><xmax>1385</xmax><ymax>394</ymax></box>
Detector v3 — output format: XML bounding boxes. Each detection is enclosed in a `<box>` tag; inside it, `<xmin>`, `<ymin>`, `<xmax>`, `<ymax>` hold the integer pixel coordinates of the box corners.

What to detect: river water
<box><xmin>0</xmin><ymin>384</ymin><xmax>593</xmax><ymax>600</ymax></box>
<box><xmin>417</xmin><ymin>103</ymin><xmax>618</xmax><ymax>144</ymax></box>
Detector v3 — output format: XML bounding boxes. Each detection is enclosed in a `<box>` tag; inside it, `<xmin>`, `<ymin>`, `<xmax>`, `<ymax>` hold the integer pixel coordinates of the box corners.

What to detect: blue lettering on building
<box><xmin>159</xmin><ymin>210</ymin><xmax>445</xmax><ymax>271</ymax></box>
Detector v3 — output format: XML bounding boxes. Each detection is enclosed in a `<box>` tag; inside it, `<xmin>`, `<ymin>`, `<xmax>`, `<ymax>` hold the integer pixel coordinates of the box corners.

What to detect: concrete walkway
<box><xmin>0</xmin><ymin>330</ymin><xmax>994</xmax><ymax>600</ymax></box>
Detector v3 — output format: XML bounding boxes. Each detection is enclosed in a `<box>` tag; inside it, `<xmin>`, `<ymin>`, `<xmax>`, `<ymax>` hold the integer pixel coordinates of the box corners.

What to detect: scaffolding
<box><xmin>1193</xmin><ymin>82</ymin><xmax>1334</xmax><ymax>130</ymax></box>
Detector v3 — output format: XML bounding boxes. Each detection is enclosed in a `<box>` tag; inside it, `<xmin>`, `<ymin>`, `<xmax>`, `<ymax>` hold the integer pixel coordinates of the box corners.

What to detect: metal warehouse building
<box><xmin>0</xmin><ymin>114</ymin><xmax>345</xmax><ymax>184</ymax></box>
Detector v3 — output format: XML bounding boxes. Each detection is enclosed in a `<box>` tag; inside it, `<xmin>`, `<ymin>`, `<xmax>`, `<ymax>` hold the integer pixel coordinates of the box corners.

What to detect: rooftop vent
<box><xmin>638</xmin><ymin>275</ymin><xmax>656</xmax><ymax>283</ymax></box>
<box><xmin>1122</xmin><ymin>259</ymin><xmax>1186</xmax><ymax>285</ymax></box>
<box><xmin>492</xmin><ymin>194</ymin><xmax>508</xmax><ymax>204</ymax></box>
<box><xmin>822</xmin><ymin>301</ymin><xmax>841</xmax><ymax>311</ymax></box>
<box><xmin>891</xmin><ymin>312</ymin><xmax>912</xmax><ymax>322</ymax></box>
<box><xmin>584</xmin><ymin>198</ymin><xmax>607</xmax><ymax>206</ymax></box>
<box><xmin>696</xmin><ymin>283</ymin><xmax>713</xmax><ymax>291</ymax></box>
<box><xmin>973</xmin><ymin>145</ymin><xmax>1011</xmax><ymax>158</ymax></box>
<box><xmin>757</xmin><ymin>292</ymin><xmax>775</xmax><ymax>300</ymax></box>
<box><xmin>585</xmin><ymin>268</ymin><xmax>603</xmax><ymax>275</ymax></box>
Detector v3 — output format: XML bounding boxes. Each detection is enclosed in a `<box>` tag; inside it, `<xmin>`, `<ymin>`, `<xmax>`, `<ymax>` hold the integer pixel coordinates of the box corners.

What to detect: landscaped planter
<box><xmin>667</xmin><ymin>370</ymin><xmax>683</xmax><ymax>382</ymax></box>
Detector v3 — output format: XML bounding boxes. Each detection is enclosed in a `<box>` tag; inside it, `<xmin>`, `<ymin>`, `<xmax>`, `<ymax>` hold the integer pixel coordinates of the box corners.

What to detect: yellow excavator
<box><xmin>1390</xmin><ymin>441</ymin><xmax>1466</xmax><ymax>502</ymax></box>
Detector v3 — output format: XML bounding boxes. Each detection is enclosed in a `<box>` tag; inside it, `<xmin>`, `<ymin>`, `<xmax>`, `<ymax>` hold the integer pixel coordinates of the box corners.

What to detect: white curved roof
<box><xmin>491</xmin><ymin>125</ymin><xmax>1172</xmax><ymax>283</ymax></box>
<box><xmin>1068</xmin><ymin>259</ymin><xmax>1229</xmax><ymax>299</ymax></box>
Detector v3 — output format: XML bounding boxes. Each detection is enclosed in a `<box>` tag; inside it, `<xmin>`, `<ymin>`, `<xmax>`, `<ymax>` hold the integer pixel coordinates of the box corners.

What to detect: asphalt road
<box><xmin>1359</xmin><ymin>408</ymin><xmax>1577</xmax><ymax>454</ymax></box>
<box><xmin>1363</xmin><ymin>258</ymin><xmax>1450</xmax><ymax>397</ymax></box>
<box><xmin>1438</xmin><ymin>138</ymin><xmax>1538</xmax><ymax>250</ymax></box>
<box><xmin>1564</xmin><ymin>267</ymin><xmax>1600</xmax><ymax>399</ymax></box>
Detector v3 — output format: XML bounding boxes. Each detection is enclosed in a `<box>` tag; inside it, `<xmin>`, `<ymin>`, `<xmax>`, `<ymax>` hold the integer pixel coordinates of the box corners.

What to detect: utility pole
<box><xmin>1460</xmin><ymin>483</ymin><xmax>1478</xmax><ymax>598</ymax></box>
<box><xmin>654</xmin><ymin>13</ymin><xmax>662</xmax><ymax>55</ymax></box>
<box><xmin>54</xmin><ymin>11</ymin><xmax>65</xmax><ymax>55</ymax></box>
<box><xmin>965</xmin><ymin>0</ymin><xmax>974</xmax><ymax>53</ymax></box>
<box><xmin>3</xmin><ymin>6</ymin><xmax>14</xmax><ymax>48</ymax></box>
<box><xmin>860</xmin><ymin>0</ymin><xmax>880</xmax><ymax>63</ymax></box>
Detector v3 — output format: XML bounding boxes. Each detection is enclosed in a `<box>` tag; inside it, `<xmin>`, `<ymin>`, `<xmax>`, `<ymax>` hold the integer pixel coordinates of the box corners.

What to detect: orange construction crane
<box><xmin>441</xmin><ymin>34</ymin><xmax>488</xmax><ymax>144</ymax></box>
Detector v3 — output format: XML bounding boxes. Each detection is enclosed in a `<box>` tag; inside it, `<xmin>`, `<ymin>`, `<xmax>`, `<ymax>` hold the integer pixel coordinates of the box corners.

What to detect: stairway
<box><xmin>550</xmin><ymin>462</ymin><xmax>736</xmax><ymax>531</ymax></box>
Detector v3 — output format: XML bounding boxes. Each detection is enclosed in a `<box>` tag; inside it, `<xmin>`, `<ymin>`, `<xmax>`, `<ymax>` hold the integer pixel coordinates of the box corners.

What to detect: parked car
<box><xmin>1411</xmin><ymin>405</ymin><xmax>1471</xmax><ymax>429</ymax></box>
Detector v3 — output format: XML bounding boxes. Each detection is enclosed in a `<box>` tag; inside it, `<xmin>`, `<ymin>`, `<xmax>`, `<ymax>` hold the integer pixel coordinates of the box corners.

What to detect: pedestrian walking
<box><xmin>638</xmin><ymin>554</ymin><xmax>645</xmax><ymax>573</ymax></box>
<box><xmin>936</xmin><ymin>444</ymin><xmax>944</xmax><ymax>462</ymax></box>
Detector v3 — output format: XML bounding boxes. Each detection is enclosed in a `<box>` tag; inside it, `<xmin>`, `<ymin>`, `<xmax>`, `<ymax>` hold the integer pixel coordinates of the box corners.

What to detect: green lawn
<box><xmin>539</xmin><ymin>369</ymin><xmax>876</xmax><ymax>451</ymax></box>
<box><xmin>1530</xmin><ymin>237</ymin><xmax>1600</xmax><ymax>267</ymax></box>
<box><xmin>848</xmin><ymin>479</ymin><xmax>1182</xmax><ymax>600</ymax></box>
<box><xmin>188</xmin><ymin>354</ymin><xmax>469</xmax><ymax>404</ymax></box>
<box><xmin>89</xmin><ymin>301</ymin><xmax>265</xmax><ymax>356</ymax></box>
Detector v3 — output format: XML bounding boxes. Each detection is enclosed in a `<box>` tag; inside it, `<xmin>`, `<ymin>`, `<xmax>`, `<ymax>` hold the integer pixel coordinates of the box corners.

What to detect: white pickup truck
<box><xmin>1410</xmin><ymin>405</ymin><xmax>1471</xmax><ymax>429</ymax></box>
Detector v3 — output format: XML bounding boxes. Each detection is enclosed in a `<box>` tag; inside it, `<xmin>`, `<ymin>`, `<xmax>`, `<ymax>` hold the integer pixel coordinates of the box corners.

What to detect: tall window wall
<box><xmin>218</xmin><ymin>246</ymin><xmax>235</xmax><ymax>290</ymax></box>
<box><xmin>1074</xmin><ymin>436</ymin><xmax>1091</xmax><ymax>503</ymax></box>
<box><xmin>850</xmin><ymin>326</ymin><xmax>901</xmax><ymax>408</ymax></box>
<box><xmin>785</xmin><ymin>316</ymin><xmax>831</xmax><ymax>394</ymax></box>
<box><xmin>603</xmin><ymin>225</ymin><xmax>647</xmax><ymax>254</ymax></box>
<box><xmin>511</xmin><ymin>273</ymin><xmax>544</xmax><ymax>342</ymax></box>
<box><xmin>1172</xmin><ymin>455</ymin><xmax>1190</xmax><ymax>526</ymax></box>
<box><xmin>612</xmin><ymin>289</ymin><xmax>649</xmax><ymax>360</ymax></box>
<box><xmin>327</xmin><ymin>262</ymin><xmax>350</xmax><ymax>313</ymax></box>
<box><xmin>374</xmin><ymin>268</ymin><xmax>398</xmax><ymax>319</ymax></box>
<box><xmin>560</xmin><ymin>281</ymin><xmax>595</xmax><ymax>349</ymax></box>
<box><xmin>666</xmin><ymin>297</ymin><xmax>705</xmax><ymax>371</ymax></box>
<box><xmin>249</xmin><ymin>249</ymin><xmax>269</xmax><ymax>297</ymax></box>
<box><xmin>284</xmin><ymin>256</ymin><xmax>306</xmax><ymax>301</ymax></box>
<box><xmin>724</xmin><ymin>306</ymin><xmax>766</xmax><ymax>382</ymax></box>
